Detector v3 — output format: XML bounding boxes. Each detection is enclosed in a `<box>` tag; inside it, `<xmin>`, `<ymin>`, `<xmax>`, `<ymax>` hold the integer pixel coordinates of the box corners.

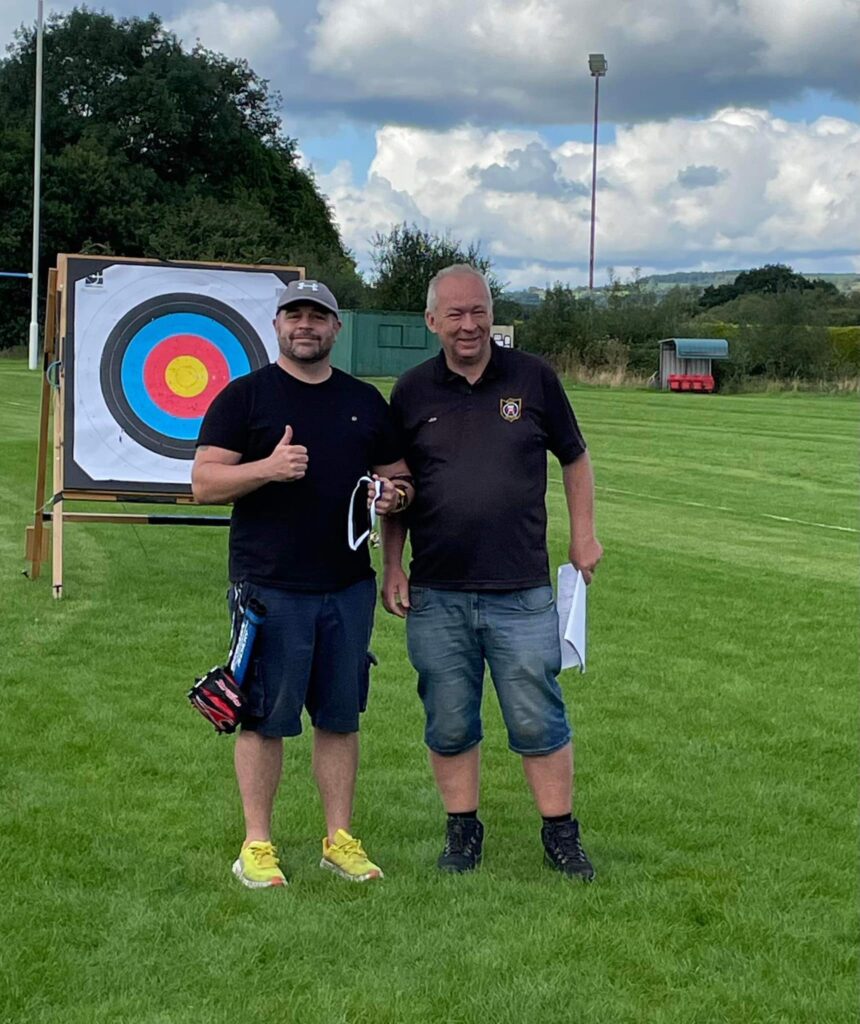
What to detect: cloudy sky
<box><xmin>3</xmin><ymin>0</ymin><xmax>859</xmax><ymax>287</ymax></box>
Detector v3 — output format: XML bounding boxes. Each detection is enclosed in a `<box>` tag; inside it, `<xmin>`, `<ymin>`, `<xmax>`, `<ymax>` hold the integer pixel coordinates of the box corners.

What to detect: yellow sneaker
<box><xmin>232</xmin><ymin>841</ymin><xmax>287</xmax><ymax>888</ymax></box>
<box><xmin>320</xmin><ymin>829</ymin><xmax>383</xmax><ymax>882</ymax></box>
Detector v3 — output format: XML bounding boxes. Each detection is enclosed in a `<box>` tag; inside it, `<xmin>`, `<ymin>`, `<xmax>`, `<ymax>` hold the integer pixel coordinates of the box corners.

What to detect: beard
<box><xmin>280</xmin><ymin>332</ymin><xmax>335</xmax><ymax>364</ymax></box>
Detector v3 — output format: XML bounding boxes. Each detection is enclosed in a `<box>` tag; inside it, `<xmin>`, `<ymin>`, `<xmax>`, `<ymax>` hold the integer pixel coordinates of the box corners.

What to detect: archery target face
<box><xmin>100</xmin><ymin>294</ymin><xmax>267</xmax><ymax>459</ymax></box>
<box><xmin>72</xmin><ymin>264</ymin><xmax>284</xmax><ymax>487</ymax></box>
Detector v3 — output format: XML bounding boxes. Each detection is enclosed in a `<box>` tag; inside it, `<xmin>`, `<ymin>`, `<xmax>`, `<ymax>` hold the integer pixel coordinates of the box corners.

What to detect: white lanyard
<box><xmin>347</xmin><ymin>476</ymin><xmax>383</xmax><ymax>551</ymax></box>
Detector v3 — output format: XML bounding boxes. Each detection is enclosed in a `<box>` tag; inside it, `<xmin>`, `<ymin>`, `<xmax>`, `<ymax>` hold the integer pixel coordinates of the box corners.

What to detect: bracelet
<box><xmin>392</xmin><ymin>486</ymin><xmax>409</xmax><ymax>514</ymax></box>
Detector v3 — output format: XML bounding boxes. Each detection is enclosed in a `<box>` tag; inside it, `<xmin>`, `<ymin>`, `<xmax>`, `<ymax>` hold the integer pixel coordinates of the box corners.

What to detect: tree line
<box><xmin>513</xmin><ymin>268</ymin><xmax>860</xmax><ymax>385</ymax></box>
<box><xmin>2</xmin><ymin>9</ymin><xmax>858</xmax><ymax>385</ymax></box>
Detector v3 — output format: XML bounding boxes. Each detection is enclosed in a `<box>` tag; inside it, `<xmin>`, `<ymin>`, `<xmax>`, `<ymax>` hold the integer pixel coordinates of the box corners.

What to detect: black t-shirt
<box><xmin>197</xmin><ymin>363</ymin><xmax>401</xmax><ymax>590</ymax></box>
<box><xmin>391</xmin><ymin>346</ymin><xmax>586</xmax><ymax>590</ymax></box>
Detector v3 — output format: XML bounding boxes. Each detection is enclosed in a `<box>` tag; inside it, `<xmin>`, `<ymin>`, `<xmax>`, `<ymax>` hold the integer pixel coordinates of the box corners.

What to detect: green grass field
<box><xmin>1</xmin><ymin>360</ymin><xmax>857</xmax><ymax>1024</ymax></box>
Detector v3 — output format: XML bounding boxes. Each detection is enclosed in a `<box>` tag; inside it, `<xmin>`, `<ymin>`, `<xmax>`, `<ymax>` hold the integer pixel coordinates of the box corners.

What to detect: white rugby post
<box><xmin>28</xmin><ymin>0</ymin><xmax>45</xmax><ymax>371</ymax></box>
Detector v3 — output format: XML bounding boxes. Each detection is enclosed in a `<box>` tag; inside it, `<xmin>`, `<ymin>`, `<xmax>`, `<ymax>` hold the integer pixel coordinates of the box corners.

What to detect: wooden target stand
<box><xmin>26</xmin><ymin>257</ymin><xmax>303</xmax><ymax>598</ymax></box>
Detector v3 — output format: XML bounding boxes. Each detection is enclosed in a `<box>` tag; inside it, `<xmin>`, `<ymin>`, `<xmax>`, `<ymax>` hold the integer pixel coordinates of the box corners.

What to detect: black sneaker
<box><xmin>541</xmin><ymin>818</ymin><xmax>595</xmax><ymax>881</ymax></box>
<box><xmin>437</xmin><ymin>816</ymin><xmax>484</xmax><ymax>873</ymax></box>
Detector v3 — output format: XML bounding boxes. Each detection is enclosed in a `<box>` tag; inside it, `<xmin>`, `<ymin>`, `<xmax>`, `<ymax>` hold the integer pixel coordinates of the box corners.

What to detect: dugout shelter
<box><xmin>658</xmin><ymin>337</ymin><xmax>729</xmax><ymax>393</ymax></box>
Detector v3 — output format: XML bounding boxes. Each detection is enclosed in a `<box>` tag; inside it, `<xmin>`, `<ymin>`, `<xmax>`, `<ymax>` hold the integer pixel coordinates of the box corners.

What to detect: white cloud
<box><xmin>315</xmin><ymin>161</ymin><xmax>427</xmax><ymax>262</ymax></box>
<box><xmin>167</xmin><ymin>2</ymin><xmax>284</xmax><ymax>62</ymax></box>
<box><xmin>743</xmin><ymin>0</ymin><xmax>858</xmax><ymax>71</ymax></box>
<box><xmin>4</xmin><ymin>1</ymin><xmax>857</xmax><ymax>129</ymax></box>
<box><xmin>309</xmin><ymin>0</ymin><xmax>859</xmax><ymax>122</ymax></box>
<box><xmin>318</xmin><ymin>110</ymin><xmax>860</xmax><ymax>283</ymax></box>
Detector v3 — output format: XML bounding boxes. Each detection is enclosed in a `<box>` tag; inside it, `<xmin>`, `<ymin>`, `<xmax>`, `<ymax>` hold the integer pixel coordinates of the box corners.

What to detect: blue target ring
<box><xmin>100</xmin><ymin>293</ymin><xmax>269</xmax><ymax>459</ymax></box>
<box><xmin>121</xmin><ymin>313</ymin><xmax>252</xmax><ymax>440</ymax></box>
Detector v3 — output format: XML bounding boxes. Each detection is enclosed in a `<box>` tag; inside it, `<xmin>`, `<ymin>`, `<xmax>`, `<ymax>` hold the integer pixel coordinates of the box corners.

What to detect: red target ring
<box><xmin>142</xmin><ymin>335</ymin><xmax>231</xmax><ymax>418</ymax></box>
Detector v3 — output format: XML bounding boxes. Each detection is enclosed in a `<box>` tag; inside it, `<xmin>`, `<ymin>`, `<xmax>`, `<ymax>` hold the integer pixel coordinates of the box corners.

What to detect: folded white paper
<box><xmin>557</xmin><ymin>564</ymin><xmax>586</xmax><ymax>672</ymax></box>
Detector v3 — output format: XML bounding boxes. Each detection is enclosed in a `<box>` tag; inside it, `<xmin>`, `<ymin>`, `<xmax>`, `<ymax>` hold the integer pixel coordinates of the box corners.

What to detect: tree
<box><xmin>733</xmin><ymin>292</ymin><xmax>833</xmax><ymax>380</ymax></box>
<box><xmin>699</xmin><ymin>263</ymin><xmax>838</xmax><ymax>310</ymax></box>
<box><xmin>369</xmin><ymin>223</ymin><xmax>500</xmax><ymax>312</ymax></box>
<box><xmin>491</xmin><ymin>295</ymin><xmax>525</xmax><ymax>324</ymax></box>
<box><xmin>517</xmin><ymin>283</ymin><xmax>593</xmax><ymax>359</ymax></box>
<box><xmin>0</xmin><ymin>8</ymin><xmax>352</xmax><ymax>347</ymax></box>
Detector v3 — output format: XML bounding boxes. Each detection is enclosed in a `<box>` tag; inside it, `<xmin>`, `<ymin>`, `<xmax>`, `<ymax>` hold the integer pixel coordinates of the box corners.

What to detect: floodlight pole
<box><xmin>587</xmin><ymin>53</ymin><xmax>607</xmax><ymax>291</ymax></box>
<box><xmin>28</xmin><ymin>0</ymin><xmax>45</xmax><ymax>371</ymax></box>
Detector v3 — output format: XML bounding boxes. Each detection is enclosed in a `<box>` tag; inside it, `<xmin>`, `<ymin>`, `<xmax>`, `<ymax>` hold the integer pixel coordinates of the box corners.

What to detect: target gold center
<box><xmin>165</xmin><ymin>355</ymin><xmax>208</xmax><ymax>397</ymax></box>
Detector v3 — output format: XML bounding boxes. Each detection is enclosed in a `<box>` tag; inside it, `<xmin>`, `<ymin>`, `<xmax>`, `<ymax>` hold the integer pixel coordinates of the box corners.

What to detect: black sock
<box><xmin>448</xmin><ymin>810</ymin><xmax>478</xmax><ymax>820</ymax></box>
<box><xmin>542</xmin><ymin>813</ymin><xmax>572</xmax><ymax>826</ymax></box>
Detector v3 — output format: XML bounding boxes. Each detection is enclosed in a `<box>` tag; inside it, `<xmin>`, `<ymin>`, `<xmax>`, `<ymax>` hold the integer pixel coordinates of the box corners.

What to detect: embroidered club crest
<box><xmin>500</xmin><ymin>398</ymin><xmax>522</xmax><ymax>422</ymax></box>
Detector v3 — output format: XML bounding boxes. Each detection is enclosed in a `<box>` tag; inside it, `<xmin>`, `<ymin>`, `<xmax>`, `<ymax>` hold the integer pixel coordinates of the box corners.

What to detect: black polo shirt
<box><xmin>390</xmin><ymin>346</ymin><xmax>586</xmax><ymax>590</ymax></box>
<box><xmin>197</xmin><ymin>363</ymin><xmax>401</xmax><ymax>591</ymax></box>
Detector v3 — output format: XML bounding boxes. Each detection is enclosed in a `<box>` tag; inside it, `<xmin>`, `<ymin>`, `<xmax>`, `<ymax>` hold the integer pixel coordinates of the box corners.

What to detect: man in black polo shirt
<box><xmin>193</xmin><ymin>279</ymin><xmax>412</xmax><ymax>888</ymax></box>
<box><xmin>382</xmin><ymin>264</ymin><xmax>602</xmax><ymax>880</ymax></box>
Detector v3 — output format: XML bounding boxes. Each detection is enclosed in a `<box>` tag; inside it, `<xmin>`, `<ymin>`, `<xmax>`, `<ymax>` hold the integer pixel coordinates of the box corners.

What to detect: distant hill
<box><xmin>500</xmin><ymin>287</ymin><xmax>545</xmax><ymax>306</ymax></box>
<box><xmin>501</xmin><ymin>271</ymin><xmax>860</xmax><ymax>304</ymax></box>
<box><xmin>638</xmin><ymin>271</ymin><xmax>860</xmax><ymax>294</ymax></box>
<box><xmin>638</xmin><ymin>271</ymin><xmax>742</xmax><ymax>289</ymax></box>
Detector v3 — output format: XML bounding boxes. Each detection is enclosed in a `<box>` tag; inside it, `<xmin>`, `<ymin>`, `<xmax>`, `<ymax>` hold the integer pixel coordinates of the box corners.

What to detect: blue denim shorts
<box><xmin>405</xmin><ymin>585</ymin><xmax>571</xmax><ymax>757</ymax></box>
<box><xmin>230</xmin><ymin>578</ymin><xmax>376</xmax><ymax>738</ymax></box>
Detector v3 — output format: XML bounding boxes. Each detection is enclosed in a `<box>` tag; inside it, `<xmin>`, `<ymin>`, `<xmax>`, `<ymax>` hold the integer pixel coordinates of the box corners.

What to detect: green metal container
<box><xmin>331</xmin><ymin>311</ymin><xmax>440</xmax><ymax>377</ymax></box>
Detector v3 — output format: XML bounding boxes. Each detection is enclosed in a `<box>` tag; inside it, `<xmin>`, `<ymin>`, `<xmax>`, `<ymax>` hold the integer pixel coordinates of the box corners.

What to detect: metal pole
<box><xmin>28</xmin><ymin>0</ymin><xmax>44</xmax><ymax>370</ymax></box>
<box><xmin>588</xmin><ymin>74</ymin><xmax>600</xmax><ymax>291</ymax></box>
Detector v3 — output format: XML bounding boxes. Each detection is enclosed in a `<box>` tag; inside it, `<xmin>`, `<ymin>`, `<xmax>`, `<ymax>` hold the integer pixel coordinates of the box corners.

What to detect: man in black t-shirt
<box><xmin>194</xmin><ymin>279</ymin><xmax>412</xmax><ymax>888</ymax></box>
<box><xmin>382</xmin><ymin>265</ymin><xmax>602</xmax><ymax>881</ymax></box>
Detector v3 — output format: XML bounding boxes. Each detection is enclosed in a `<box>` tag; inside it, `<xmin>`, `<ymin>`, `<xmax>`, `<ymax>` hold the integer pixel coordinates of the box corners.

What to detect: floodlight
<box><xmin>587</xmin><ymin>53</ymin><xmax>608</xmax><ymax>288</ymax></box>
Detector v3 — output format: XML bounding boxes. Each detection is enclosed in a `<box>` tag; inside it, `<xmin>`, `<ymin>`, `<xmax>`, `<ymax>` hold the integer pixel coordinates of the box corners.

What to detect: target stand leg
<box><xmin>52</xmin><ymin>502</ymin><xmax>64</xmax><ymax>599</ymax></box>
<box><xmin>25</xmin><ymin>525</ymin><xmax>50</xmax><ymax>577</ymax></box>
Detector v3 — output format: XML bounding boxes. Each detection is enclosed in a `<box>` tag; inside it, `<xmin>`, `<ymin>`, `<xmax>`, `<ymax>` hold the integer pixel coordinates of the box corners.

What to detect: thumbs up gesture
<box><xmin>267</xmin><ymin>425</ymin><xmax>308</xmax><ymax>482</ymax></box>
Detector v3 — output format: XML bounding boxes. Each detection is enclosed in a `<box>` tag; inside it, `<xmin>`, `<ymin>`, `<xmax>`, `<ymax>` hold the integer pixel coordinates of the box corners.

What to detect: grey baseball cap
<box><xmin>275</xmin><ymin>279</ymin><xmax>340</xmax><ymax>318</ymax></box>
